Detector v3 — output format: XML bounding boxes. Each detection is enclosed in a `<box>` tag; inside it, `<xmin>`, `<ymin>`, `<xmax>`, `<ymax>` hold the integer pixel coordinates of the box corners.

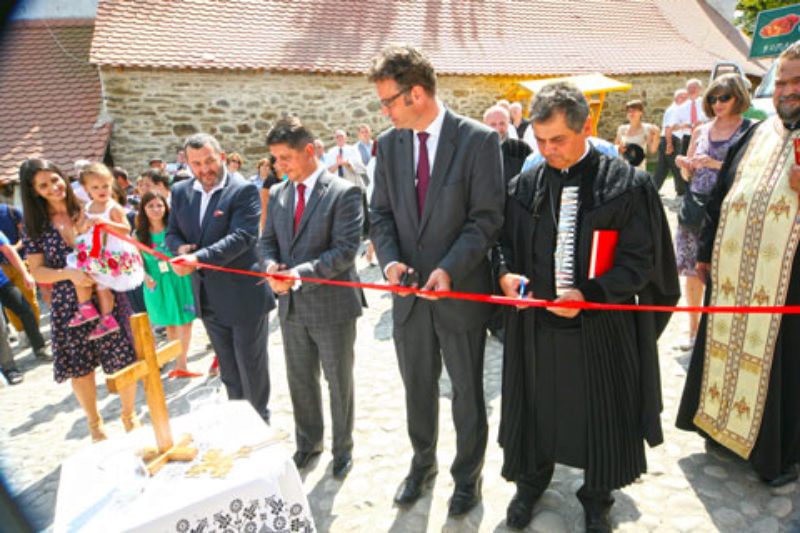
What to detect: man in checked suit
<box><xmin>368</xmin><ymin>44</ymin><xmax>504</xmax><ymax>516</ymax></box>
<box><xmin>259</xmin><ymin>116</ymin><xmax>363</xmax><ymax>479</ymax></box>
<box><xmin>167</xmin><ymin>133</ymin><xmax>274</xmax><ymax>422</ymax></box>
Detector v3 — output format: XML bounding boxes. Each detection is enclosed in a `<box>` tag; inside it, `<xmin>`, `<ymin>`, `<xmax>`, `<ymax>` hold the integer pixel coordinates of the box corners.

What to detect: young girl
<box><xmin>66</xmin><ymin>163</ymin><xmax>144</xmax><ymax>340</ymax></box>
<box><xmin>135</xmin><ymin>192</ymin><xmax>198</xmax><ymax>377</ymax></box>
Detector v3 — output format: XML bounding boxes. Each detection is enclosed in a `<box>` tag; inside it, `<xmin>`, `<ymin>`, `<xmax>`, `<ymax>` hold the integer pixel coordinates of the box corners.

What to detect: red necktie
<box><xmin>294</xmin><ymin>183</ymin><xmax>306</xmax><ymax>234</ymax></box>
<box><xmin>416</xmin><ymin>132</ymin><xmax>430</xmax><ymax>216</ymax></box>
<box><xmin>690</xmin><ymin>99</ymin><xmax>698</xmax><ymax>129</ymax></box>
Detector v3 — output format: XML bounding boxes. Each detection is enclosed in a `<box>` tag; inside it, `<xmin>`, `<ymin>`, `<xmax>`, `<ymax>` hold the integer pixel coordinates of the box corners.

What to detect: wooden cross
<box><xmin>106</xmin><ymin>313</ymin><xmax>198</xmax><ymax>475</ymax></box>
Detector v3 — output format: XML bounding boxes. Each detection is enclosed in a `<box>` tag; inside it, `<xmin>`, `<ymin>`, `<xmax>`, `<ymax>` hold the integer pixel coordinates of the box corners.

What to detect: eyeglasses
<box><xmin>379</xmin><ymin>87</ymin><xmax>410</xmax><ymax>108</ymax></box>
<box><xmin>707</xmin><ymin>94</ymin><xmax>733</xmax><ymax>104</ymax></box>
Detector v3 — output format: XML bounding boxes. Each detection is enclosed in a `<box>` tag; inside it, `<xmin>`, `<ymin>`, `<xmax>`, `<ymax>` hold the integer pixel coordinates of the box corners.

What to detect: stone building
<box><xmin>0</xmin><ymin>0</ymin><xmax>768</xmax><ymax>181</ymax></box>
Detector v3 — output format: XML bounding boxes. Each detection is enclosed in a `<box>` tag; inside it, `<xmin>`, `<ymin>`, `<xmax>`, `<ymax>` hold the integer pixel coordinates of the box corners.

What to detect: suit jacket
<box><xmin>370</xmin><ymin>108</ymin><xmax>504</xmax><ymax>331</ymax></box>
<box><xmin>166</xmin><ymin>171</ymin><xmax>275</xmax><ymax>326</ymax></box>
<box><xmin>259</xmin><ymin>170</ymin><xmax>364</xmax><ymax>325</ymax></box>
<box><xmin>502</xmin><ymin>138</ymin><xmax>533</xmax><ymax>184</ymax></box>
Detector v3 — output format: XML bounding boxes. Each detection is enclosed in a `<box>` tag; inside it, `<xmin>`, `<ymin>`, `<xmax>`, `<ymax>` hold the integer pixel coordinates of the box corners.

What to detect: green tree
<box><xmin>736</xmin><ymin>0</ymin><xmax>797</xmax><ymax>35</ymax></box>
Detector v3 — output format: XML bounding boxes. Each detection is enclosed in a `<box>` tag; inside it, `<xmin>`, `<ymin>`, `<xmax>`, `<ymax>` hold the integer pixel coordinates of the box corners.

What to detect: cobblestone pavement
<box><xmin>1</xmin><ymin>199</ymin><xmax>799</xmax><ymax>532</ymax></box>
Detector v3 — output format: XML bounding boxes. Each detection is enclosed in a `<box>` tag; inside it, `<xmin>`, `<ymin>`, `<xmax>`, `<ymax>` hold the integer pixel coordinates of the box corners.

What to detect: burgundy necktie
<box><xmin>690</xmin><ymin>99</ymin><xmax>698</xmax><ymax>130</ymax></box>
<box><xmin>416</xmin><ymin>132</ymin><xmax>430</xmax><ymax>216</ymax></box>
<box><xmin>294</xmin><ymin>183</ymin><xmax>306</xmax><ymax>234</ymax></box>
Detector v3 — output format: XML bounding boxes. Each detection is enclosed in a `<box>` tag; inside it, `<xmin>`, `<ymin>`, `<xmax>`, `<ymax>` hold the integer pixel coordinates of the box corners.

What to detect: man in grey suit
<box><xmin>260</xmin><ymin>117</ymin><xmax>363</xmax><ymax>479</ymax></box>
<box><xmin>368</xmin><ymin>44</ymin><xmax>505</xmax><ymax>516</ymax></box>
<box><xmin>167</xmin><ymin>133</ymin><xmax>274</xmax><ymax>422</ymax></box>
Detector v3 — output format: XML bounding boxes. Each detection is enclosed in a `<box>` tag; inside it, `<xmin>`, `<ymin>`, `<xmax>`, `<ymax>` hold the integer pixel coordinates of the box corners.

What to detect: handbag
<box><xmin>677</xmin><ymin>190</ymin><xmax>710</xmax><ymax>232</ymax></box>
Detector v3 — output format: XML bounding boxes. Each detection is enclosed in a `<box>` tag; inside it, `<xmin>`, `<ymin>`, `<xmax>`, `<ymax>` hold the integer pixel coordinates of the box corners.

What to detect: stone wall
<box><xmin>100</xmin><ymin>68</ymin><xmax>709</xmax><ymax>176</ymax></box>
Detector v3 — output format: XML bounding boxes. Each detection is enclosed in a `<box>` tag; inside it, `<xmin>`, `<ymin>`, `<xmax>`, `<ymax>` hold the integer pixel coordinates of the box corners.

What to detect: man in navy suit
<box><xmin>167</xmin><ymin>133</ymin><xmax>275</xmax><ymax>422</ymax></box>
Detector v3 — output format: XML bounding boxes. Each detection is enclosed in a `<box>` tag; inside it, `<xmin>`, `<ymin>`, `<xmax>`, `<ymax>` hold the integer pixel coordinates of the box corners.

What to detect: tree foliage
<box><xmin>736</xmin><ymin>0</ymin><xmax>797</xmax><ymax>36</ymax></box>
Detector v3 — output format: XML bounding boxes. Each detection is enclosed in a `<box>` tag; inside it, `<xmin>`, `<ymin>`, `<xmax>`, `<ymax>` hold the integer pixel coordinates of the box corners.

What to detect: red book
<box><xmin>588</xmin><ymin>230</ymin><xmax>618</xmax><ymax>279</ymax></box>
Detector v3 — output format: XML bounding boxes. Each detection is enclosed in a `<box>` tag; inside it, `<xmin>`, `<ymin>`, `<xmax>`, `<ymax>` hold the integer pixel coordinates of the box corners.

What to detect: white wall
<box><xmin>11</xmin><ymin>0</ymin><xmax>97</xmax><ymax>20</ymax></box>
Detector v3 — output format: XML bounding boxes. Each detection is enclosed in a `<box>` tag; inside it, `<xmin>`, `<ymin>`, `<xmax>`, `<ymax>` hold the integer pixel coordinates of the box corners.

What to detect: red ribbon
<box><xmin>93</xmin><ymin>223</ymin><xmax>800</xmax><ymax>314</ymax></box>
<box><xmin>90</xmin><ymin>224</ymin><xmax>103</xmax><ymax>259</ymax></box>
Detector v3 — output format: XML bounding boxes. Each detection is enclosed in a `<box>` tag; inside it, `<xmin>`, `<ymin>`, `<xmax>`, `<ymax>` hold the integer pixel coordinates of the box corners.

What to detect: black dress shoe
<box><xmin>394</xmin><ymin>467</ymin><xmax>437</xmax><ymax>506</ymax></box>
<box><xmin>578</xmin><ymin>488</ymin><xmax>614</xmax><ymax>533</ymax></box>
<box><xmin>506</xmin><ymin>481</ymin><xmax>546</xmax><ymax>530</ymax></box>
<box><xmin>34</xmin><ymin>347</ymin><xmax>53</xmax><ymax>362</ymax></box>
<box><xmin>763</xmin><ymin>464</ymin><xmax>799</xmax><ymax>487</ymax></box>
<box><xmin>292</xmin><ymin>450</ymin><xmax>321</xmax><ymax>470</ymax></box>
<box><xmin>2</xmin><ymin>368</ymin><xmax>22</xmax><ymax>385</ymax></box>
<box><xmin>332</xmin><ymin>454</ymin><xmax>353</xmax><ymax>479</ymax></box>
<box><xmin>448</xmin><ymin>477</ymin><xmax>482</xmax><ymax>517</ymax></box>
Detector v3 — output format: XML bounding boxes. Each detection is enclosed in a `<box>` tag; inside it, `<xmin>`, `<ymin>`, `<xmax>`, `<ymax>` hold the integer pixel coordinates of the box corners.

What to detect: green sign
<box><xmin>750</xmin><ymin>4</ymin><xmax>800</xmax><ymax>59</ymax></box>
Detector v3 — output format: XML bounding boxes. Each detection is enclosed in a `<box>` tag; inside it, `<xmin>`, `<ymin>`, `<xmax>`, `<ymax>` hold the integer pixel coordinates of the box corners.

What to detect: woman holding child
<box><xmin>19</xmin><ymin>158</ymin><xmax>140</xmax><ymax>443</ymax></box>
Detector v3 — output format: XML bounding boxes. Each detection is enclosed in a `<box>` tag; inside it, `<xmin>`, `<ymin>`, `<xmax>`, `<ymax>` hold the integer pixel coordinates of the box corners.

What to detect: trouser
<box><xmin>281</xmin><ymin>318</ymin><xmax>356</xmax><ymax>457</ymax></box>
<box><xmin>517</xmin><ymin>463</ymin><xmax>613</xmax><ymax>512</ymax></box>
<box><xmin>393</xmin><ymin>299</ymin><xmax>488</xmax><ymax>485</ymax></box>
<box><xmin>652</xmin><ymin>135</ymin><xmax>683</xmax><ymax>194</ymax></box>
<box><xmin>0</xmin><ymin>312</ymin><xmax>14</xmax><ymax>371</ymax></box>
<box><xmin>0</xmin><ymin>282</ymin><xmax>44</xmax><ymax>351</ymax></box>
<box><xmin>1</xmin><ymin>263</ymin><xmax>39</xmax><ymax>332</ymax></box>
<box><xmin>202</xmin><ymin>308</ymin><xmax>270</xmax><ymax>422</ymax></box>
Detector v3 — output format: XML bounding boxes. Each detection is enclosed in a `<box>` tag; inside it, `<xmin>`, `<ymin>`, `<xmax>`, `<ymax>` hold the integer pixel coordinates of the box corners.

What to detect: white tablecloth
<box><xmin>54</xmin><ymin>400</ymin><xmax>315</xmax><ymax>533</ymax></box>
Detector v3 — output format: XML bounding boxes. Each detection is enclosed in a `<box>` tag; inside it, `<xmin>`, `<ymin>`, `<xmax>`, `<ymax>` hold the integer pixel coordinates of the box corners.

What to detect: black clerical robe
<box><xmin>496</xmin><ymin>148</ymin><xmax>680</xmax><ymax>490</ymax></box>
<box><xmin>676</xmin><ymin>122</ymin><xmax>800</xmax><ymax>481</ymax></box>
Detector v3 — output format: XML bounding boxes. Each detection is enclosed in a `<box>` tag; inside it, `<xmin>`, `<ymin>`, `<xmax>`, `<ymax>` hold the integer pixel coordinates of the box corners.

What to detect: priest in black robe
<box><xmin>676</xmin><ymin>43</ymin><xmax>800</xmax><ymax>487</ymax></box>
<box><xmin>494</xmin><ymin>82</ymin><xmax>680</xmax><ymax>532</ymax></box>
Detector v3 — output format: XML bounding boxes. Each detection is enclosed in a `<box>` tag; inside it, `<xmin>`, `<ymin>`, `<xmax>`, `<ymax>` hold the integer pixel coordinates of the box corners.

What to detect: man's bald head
<box><xmin>483</xmin><ymin>106</ymin><xmax>511</xmax><ymax>140</ymax></box>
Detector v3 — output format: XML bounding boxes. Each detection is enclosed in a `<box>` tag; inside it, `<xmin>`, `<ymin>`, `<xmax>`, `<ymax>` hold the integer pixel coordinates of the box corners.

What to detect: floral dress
<box><xmin>23</xmin><ymin>223</ymin><xmax>136</xmax><ymax>382</ymax></box>
<box><xmin>65</xmin><ymin>201</ymin><xmax>144</xmax><ymax>291</ymax></box>
<box><xmin>675</xmin><ymin>120</ymin><xmax>749</xmax><ymax>276</ymax></box>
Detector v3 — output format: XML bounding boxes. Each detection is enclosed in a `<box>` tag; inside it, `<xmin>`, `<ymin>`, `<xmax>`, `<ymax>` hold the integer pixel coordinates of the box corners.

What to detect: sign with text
<box><xmin>750</xmin><ymin>4</ymin><xmax>800</xmax><ymax>59</ymax></box>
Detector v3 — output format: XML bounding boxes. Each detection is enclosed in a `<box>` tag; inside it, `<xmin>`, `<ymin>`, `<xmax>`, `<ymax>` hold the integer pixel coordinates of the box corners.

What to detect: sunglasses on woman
<box><xmin>707</xmin><ymin>94</ymin><xmax>733</xmax><ymax>104</ymax></box>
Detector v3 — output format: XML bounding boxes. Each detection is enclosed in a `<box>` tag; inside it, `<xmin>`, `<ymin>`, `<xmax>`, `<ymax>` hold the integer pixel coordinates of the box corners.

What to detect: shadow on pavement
<box><xmin>14</xmin><ymin>464</ymin><xmax>59</xmax><ymax>532</ymax></box>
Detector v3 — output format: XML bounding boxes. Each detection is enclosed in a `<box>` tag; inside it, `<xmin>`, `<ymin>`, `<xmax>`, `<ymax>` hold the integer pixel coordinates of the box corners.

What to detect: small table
<box><xmin>54</xmin><ymin>401</ymin><xmax>315</xmax><ymax>533</ymax></box>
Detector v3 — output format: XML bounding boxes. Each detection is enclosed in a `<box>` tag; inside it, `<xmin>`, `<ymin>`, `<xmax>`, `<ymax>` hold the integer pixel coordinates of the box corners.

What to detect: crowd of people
<box><xmin>6</xmin><ymin>41</ymin><xmax>800</xmax><ymax>532</ymax></box>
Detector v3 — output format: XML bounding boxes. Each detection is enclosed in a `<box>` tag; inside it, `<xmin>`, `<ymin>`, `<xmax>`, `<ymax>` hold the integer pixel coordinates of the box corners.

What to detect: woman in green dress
<box><xmin>135</xmin><ymin>192</ymin><xmax>199</xmax><ymax>377</ymax></box>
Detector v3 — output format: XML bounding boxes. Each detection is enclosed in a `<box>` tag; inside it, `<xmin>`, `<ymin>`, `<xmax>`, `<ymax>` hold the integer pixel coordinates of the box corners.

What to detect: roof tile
<box><xmin>90</xmin><ymin>0</ymin><xmax>766</xmax><ymax>76</ymax></box>
<box><xmin>0</xmin><ymin>19</ymin><xmax>110</xmax><ymax>183</ymax></box>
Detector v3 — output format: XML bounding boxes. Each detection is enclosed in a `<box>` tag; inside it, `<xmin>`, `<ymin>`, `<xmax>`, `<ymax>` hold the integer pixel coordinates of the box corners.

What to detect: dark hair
<box><xmin>266</xmin><ymin>116</ymin><xmax>315</xmax><ymax>150</ymax></box>
<box><xmin>183</xmin><ymin>133</ymin><xmax>222</xmax><ymax>154</ymax></box>
<box><xmin>111</xmin><ymin>179</ymin><xmax>126</xmax><ymax>206</ymax></box>
<box><xmin>19</xmin><ymin>158</ymin><xmax>82</xmax><ymax>241</ymax></box>
<box><xmin>367</xmin><ymin>44</ymin><xmax>436</xmax><ymax>96</ymax></box>
<box><xmin>112</xmin><ymin>166</ymin><xmax>129</xmax><ymax>183</ymax></box>
<box><xmin>172</xmin><ymin>169</ymin><xmax>192</xmax><ymax>184</ymax></box>
<box><xmin>702</xmin><ymin>73</ymin><xmax>750</xmax><ymax>118</ymax></box>
<box><xmin>530</xmin><ymin>82</ymin><xmax>590</xmax><ymax>133</ymax></box>
<box><xmin>135</xmin><ymin>191</ymin><xmax>170</xmax><ymax>248</ymax></box>
<box><xmin>625</xmin><ymin>99</ymin><xmax>644</xmax><ymax>112</ymax></box>
<box><xmin>138</xmin><ymin>169</ymin><xmax>171</xmax><ymax>190</ymax></box>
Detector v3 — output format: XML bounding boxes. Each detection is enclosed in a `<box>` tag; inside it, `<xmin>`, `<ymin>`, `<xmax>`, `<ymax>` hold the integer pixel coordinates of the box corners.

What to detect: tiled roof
<box><xmin>0</xmin><ymin>19</ymin><xmax>110</xmax><ymax>184</ymax></box>
<box><xmin>90</xmin><ymin>0</ymin><xmax>766</xmax><ymax>76</ymax></box>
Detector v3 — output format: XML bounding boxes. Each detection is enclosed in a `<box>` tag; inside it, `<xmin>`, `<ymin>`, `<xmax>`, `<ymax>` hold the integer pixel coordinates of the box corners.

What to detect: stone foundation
<box><xmin>100</xmin><ymin>68</ymin><xmax>709</xmax><ymax>176</ymax></box>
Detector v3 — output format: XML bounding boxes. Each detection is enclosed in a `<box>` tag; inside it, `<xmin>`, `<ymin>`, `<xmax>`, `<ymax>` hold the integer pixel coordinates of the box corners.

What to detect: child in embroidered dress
<box><xmin>65</xmin><ymin>163</ymin><xmax>144</xmax><ymax>340</ymax></box>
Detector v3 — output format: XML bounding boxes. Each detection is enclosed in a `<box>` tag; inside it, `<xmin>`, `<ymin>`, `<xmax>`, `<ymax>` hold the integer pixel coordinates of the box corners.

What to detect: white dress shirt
<box><xmin>193</xmin><ymin>171</ymin><xmax>229</xmax><ymax>225</ymax></box>
<box><xmin>413</xmin><ymin>102</ymin><xmax>446</xmax><ymax>185</ymax></box>
<box><xmin>674</xmin><ymin>97</ymin><xmax>708</xmax><ymax>138</ymax></box>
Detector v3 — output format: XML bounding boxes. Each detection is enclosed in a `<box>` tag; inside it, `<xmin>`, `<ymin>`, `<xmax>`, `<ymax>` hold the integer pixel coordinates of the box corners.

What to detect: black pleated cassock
<box><xmin>496</xmin><ymin>149</ymin><xmax>680</xmax><ymax>490</ymax></box>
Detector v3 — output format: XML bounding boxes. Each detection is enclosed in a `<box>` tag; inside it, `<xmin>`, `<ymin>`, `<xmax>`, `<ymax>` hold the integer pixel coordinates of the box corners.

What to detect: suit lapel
<box><xmin>281</xmin><ymin>182</ymin><xmax>295</xmax><ymax>247</ymax></box>
<box><xmin>188</xmin><ymin>181</ymin><xmax>202</xmax><ymax>243</ymax></box>
<box><xmin>397</xmin><ymin>130</ymin><xmax>418</xmax><ymax>231</ymax></box>
<box><xmin>419</xmin><ymin>110</ymin><xmax>457</xmax><ymax>236</ymax></box>
<box><xmin>291</xmin><ymin>172</ymin><xmax>329</xmax><ymax>247</ymax></box>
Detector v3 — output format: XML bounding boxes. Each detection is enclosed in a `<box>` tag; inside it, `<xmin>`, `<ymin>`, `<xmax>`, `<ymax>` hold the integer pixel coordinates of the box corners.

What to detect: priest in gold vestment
<box><xmin>677</xmin><ymin>42</ymin><xmax>800</xmax><ymax>487</ymax></box>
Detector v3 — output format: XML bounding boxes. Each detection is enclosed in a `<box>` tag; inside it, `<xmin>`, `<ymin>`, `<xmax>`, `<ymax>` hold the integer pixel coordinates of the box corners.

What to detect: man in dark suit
<box><xmin>259</xmin><ymin>116</ymin><xmax>363</xmax><ymax>479</ymax></box>
<box><xmin>484</xmin><ymin>105</ymin><xmax>533</xmax><ymax>184</ymax></box>
<box><xmin>167</xmin><ymin>133</ymin><xmax>274</xmax><ymax>422</ymax></box>
<box><xmin>367</xmin><ymin>44</ymin><xmax>504</xmax><ymax>517</ymax></box>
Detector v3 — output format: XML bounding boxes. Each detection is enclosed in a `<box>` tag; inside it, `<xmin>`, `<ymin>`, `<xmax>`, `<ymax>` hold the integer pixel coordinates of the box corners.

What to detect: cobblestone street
<box><xmin>1</xmin><ymin>202</ymin><xmax>799</xmax><ymax>532</ymax></box>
